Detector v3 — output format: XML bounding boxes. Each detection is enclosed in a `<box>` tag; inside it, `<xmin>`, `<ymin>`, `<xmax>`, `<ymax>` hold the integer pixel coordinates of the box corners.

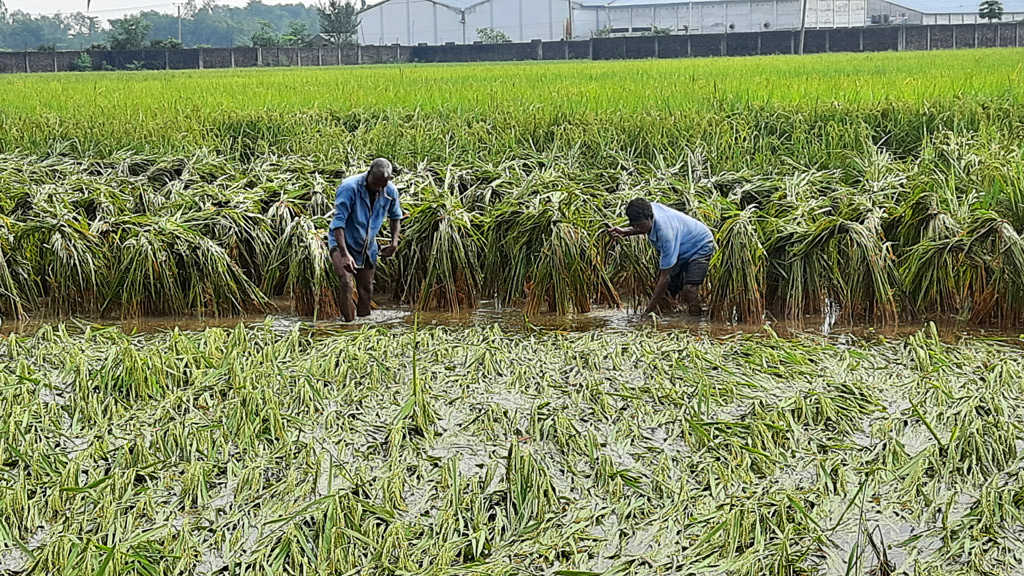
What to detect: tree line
<box><xmin>0</xmin><ymin>0</ymin><xmax>358</xmax><ymax>51</ymax></box>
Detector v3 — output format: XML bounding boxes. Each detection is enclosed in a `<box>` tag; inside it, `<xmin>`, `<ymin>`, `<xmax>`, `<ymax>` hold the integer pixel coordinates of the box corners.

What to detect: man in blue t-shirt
<box><xmin>327</xmin><ymin>158</ymin><xmax>404</xmax><ymax>321</ymax></box>
<box><xmin>607</xmin><ymin>198</ymin><xmax>716</xmax><ymax>317</ymax></box>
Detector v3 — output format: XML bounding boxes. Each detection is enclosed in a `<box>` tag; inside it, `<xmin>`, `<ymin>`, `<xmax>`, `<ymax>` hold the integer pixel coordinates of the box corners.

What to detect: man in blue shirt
<box><xmin>608</xmin><ymin>198</ymin><xmax>716</xmax><ymax>317</ymax></box>
<box><xmin>328</xmin><ymin>158</ymin><xmax>403</xmax><ymax>321</ymax></box>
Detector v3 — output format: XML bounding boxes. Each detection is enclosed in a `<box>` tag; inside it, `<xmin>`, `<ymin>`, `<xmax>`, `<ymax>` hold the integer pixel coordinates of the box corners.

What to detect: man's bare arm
<box><xmin>642</xmin><ymin>269</ymin><xmax>672</xmax><ymax>316</ymax></box>
<box><xmin>333</xmin><ymin>229</ymin><xmax>355</xmax><ymax>274</ymax></box>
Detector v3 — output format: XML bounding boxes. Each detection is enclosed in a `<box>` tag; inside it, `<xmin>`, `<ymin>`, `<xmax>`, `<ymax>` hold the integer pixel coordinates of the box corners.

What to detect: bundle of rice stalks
<box><xmin>0</xmin><ymin>217</ymin><xmax>31</xmax><ymax>320</ymax></box>
<box><xmin>605</xmin><ymin>231</ymin><xmax>656</xmax><ymax>312</ymax></box>
<box><xmin>892</xmin><ymin>190</ymin><xmax>962</xmax><ymax>248</ymax></box>
<box><xmin>16</xmin><ymin>205</ymin><xmax>104</xmax><ymax>316</ymax></box>
<box><xmin>764</xmin><ymin>209</ymin><xmax>836</xmax><ymax>321</ymax></box>
<box><xmin>765</xmin><ymin>204</ymin><xmax>897</xmax><ymax>324</ymax></box>
<box><xmin>486</xmin><ymin>192</ymin><xmax>617</xmax><ymax>315</ymax></box>
<box><xmin>108</xmin><ymin>215</ymin><xmax>270</xmax><ymax>317</ymax></box>
<box><xmin>181</xmin><ymin>200</ymin><xmax>275</xmax><ymax>285</ymax></box>
<box><xmin>393</xmin><ymin>191</ymin><xmax>483</xmax><ymax>313</ymax></box>
<box><xmin>961</xmin><ymin>212</ymin><xmax>1024</xmax><ymax>324</ymax></box>
<box><xmin>835</xmin><ymin>217</ymin><xmax>898</xmax><ymax>325</ymax></box>
<box><xmin>263</xmin><ymin>215</ymin><xmax>340</xmax><ymax>319</ymax></box>
<box><xmin>709</xmin><ymin>206</ymin><xmax>765</xmax><ymax>323</ymax></box>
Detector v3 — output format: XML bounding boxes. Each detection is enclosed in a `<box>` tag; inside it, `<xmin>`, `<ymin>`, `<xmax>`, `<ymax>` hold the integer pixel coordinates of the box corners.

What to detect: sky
<box><xmin>2</xmin><ymin>0</ymin><xmax>310</xmax><ymax>22</ymax></box>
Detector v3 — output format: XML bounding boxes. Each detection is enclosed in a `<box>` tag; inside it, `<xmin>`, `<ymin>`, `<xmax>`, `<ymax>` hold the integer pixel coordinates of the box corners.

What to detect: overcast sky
<box><xmin>4</xmin><ymin>0</ymin><xmax>308</xmax><ymax>22</ymax></box>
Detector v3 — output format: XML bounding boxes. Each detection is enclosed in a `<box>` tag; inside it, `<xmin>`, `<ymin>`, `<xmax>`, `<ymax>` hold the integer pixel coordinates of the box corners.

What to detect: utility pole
<box><xmin>798</xmin><ymin>0</ymin><xmax>808</xmax><ymax>54</ymax></box>
<box><xmin>566</xmin><ymin>0</ymin><xmax>574</xmax><ymax>39</ymax></box>
<box><xmin>174</xmin><ymin>2</ymin><xmax>185</xmax><ymax>43</ymax></box>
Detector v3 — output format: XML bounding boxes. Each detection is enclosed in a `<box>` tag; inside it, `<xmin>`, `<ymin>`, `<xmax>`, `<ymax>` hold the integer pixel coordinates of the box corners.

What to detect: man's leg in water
<box><xmin>330</xmin><ymin>248</ymin><xmax>356</xmax><ymax>322</ymax></box>
<box><xmin>681</xmin><ymin>253</ymin><xmax>712</xmax><ymax>316</ymax></box>
<box><xmin>355</xmin><ymin>267</ymin><xmax>375</xmax><ymax>317</ymax></box>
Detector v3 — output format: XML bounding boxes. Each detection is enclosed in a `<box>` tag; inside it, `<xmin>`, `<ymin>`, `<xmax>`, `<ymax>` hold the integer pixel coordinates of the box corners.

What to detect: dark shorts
<box><xmin>667</xmin><ymin>252</ymin><xmax>713</xmax><ymax>296</ymax></box>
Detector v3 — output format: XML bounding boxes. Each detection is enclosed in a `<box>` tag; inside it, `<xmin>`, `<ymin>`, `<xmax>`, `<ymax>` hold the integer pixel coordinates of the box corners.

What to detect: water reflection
<box><xmin>3</xmin><ymin>301</ymin><xmax>1021</xmax><ymax>343</ymax></box>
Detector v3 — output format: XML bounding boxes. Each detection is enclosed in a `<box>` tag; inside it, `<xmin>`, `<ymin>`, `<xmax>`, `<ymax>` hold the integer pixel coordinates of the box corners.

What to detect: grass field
<box><xmin>1</xmin><ymin>322</ymin><xmax>1023</xmax><ymax>575</ymax></box>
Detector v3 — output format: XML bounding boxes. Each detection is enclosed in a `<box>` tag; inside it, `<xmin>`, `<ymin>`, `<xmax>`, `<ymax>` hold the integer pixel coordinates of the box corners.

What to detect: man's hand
<box><xmin>380</xmin><ymin>243</ymin><xmax>398</xmax><ymax>259</ymax></box>
<box><xmin>640</xmin><ymin>269</ymin><xmax>672</xmax><ymax>318</ymax></box>
<box><xmin>339</xmin><ymin>251</ymin><xmax>356</xmax><ymax>274</ymax></box>
<box><xmin>606</xmin><ymin>225</ymin><xmax>627</xmax><ymax>240</ymax></box>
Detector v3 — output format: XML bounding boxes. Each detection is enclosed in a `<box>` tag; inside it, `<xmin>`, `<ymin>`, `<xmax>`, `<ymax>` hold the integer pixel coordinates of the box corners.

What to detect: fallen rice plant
<box><xmin>1</xmin><ymin>322</ymin><xmax>1022</xmax><ymax>574</ymax></box>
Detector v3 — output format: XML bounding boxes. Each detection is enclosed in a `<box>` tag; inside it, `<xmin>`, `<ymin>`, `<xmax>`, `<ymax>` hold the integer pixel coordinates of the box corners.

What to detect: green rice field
<box><xmin>2</xmin><ymin>50</ymin><xmax>1024</xmax><ymax>322</ymax></box>
<box><xmin>1</xmin><ymin>49</ymin><xmax>1024</xmax><ymax>576</ymax></box>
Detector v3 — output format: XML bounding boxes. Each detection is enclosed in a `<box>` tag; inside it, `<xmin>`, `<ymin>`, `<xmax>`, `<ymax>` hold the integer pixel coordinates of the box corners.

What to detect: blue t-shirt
<box><xmin>327</xmin><ymin>173</ymin><xmax>403</xmax><ymax>267</ymax></box>
<box><xmin>647</xmin><ymin>203</ymin><xmax>714</xmax><ymax>270</ymax></box>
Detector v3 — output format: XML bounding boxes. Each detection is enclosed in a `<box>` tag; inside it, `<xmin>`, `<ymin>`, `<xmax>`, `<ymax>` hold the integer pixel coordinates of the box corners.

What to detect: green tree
<box><xmin>71</xmin><ymin>52</ymin><xmax>92</xmax><ymax>71</ymax></box>
<box><xmin>979</xmin><ymin>0</ymin><xmax>1004</xmax><ymax>21</ymax></box>
<box><xmin>316</xmin><ymin>0</ymin><xmax>359</xmax><ymax>45</ymax></box>
<box><xmin>250</xmin><ymin>19</ymin><xmax>279</xmax><ymax>47</ymax></box>
<box><xmin>282</xmin><ymin>21</ymin><xmax>310</xmax><ymax>46</ymax></box>
<box><xmin>0</xmin><ymin>1</ymin><xmax>320</xmax><ymax>50</ymax></box>
<box><xmin>0</xmin><ymin>10</ymin><xmax>76</xmax><ymax>50</ymax></box>
<box><xmin>476</xmin><ymin>27</ymin><xmax>510</xmax><ymax>43</ymax></box>
<box><xmin>108</xmin><ymin>15</ymin><xmax>153</xmax><ymax>50</ymax></box>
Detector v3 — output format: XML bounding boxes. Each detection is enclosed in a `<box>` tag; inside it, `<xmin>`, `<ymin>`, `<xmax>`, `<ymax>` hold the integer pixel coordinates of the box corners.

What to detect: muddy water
<box><xmin>2</xmin><ymin>300</ymin><xmax>1022</xmax><ymax>342</ymax></box>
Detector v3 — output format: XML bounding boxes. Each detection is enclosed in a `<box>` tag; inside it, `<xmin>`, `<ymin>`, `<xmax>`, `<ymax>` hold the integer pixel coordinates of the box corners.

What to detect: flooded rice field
<box><xmin>1</xmin><ymin>312</ymin><xmax>1022</xmax><ymax>575</ymax></box>
<box><xmin>3</xmin><ymin>301</ymin><xmax>1022</xmax><ymax>341</ymax></box>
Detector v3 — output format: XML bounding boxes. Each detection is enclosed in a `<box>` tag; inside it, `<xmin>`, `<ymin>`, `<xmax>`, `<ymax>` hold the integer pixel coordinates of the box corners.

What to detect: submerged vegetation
<box><xmin>1</xmin><ymin>323</ymin><xmax>1023</xmax><ymax>574</ymax></box>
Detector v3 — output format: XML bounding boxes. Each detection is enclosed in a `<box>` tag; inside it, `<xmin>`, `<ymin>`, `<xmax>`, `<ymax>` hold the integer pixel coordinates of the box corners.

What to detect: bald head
<box><xmin>366</xmin><ymin>158</ymin><xmax>393</xmax><ymax>194</ymax></box>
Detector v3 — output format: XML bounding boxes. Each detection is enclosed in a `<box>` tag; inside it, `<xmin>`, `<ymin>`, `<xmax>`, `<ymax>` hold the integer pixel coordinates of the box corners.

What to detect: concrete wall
<box><xmin>0</xmin><ymin>23</ymin><xmax>1020</xmax><ymax>75</ymax></box>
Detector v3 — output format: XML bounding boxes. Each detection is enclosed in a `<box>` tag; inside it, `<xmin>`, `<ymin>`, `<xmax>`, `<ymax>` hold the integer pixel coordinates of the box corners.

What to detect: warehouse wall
<box><xmin>868</xmin><ymin>0</ymin><xmax>1024</xmax><ymax>25</ymax></box>
<box><xmin>357</xmin><ymin>0</ymin><xmax>1024</xmax><ymax>44</ymax></box>
<box><xmin>359</xmin><ymin>0</ymin><xmax>467</xmax><ymax>45</ymax></box>
<box><xmin>358</xmin><ymin>0</ymin><xmax>570</xmax><ymax>43</ymax></box>
<box><xmin>577</xmin><ymin>0</ymin><xmax>866</xmax><ymax>37</ymax></box>
<box><xmin>922</xmin><ymin>12</ymin><xmax>1024</xmax><ymax>24</ymax></box>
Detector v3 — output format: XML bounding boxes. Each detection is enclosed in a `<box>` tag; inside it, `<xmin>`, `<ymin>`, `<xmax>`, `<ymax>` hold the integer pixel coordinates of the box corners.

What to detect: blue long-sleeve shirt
<box><xmin>327</xmin><ymin>173</ymin><xmax>403</xmax><ymax>268</ymax></box>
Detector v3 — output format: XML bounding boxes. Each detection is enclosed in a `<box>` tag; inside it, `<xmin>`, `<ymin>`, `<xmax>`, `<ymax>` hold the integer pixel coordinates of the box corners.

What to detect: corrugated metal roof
<box><xmin>359</xmin><ymin>0</ymin><xmax>486</xmax><ymax>14</ymax></box>
<box><xmin>576</xmin><ymin>0</ymin><xmax>725</xmax><ymax>6</ymax></box>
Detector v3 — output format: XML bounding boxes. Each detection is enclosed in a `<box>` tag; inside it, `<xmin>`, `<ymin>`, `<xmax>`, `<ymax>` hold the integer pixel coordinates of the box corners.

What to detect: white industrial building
<box><xmin>357</xmin><ymin>0</ymin><xmax>570</xmax><ymax>44</ymax></box>
<box><xmin>357</xmin><ymin>0</ymin><xmax>1024</xmax><ymax>44</ymax></box>
<box><xmin>574</xmin><ymin>0</ymin><xmax>863</xmax><ymax>36</ymax></box>
<box><xmin>868</xmin><ymin>0</ymin><xmax>1024</xmax><ymax>25</ymax></box>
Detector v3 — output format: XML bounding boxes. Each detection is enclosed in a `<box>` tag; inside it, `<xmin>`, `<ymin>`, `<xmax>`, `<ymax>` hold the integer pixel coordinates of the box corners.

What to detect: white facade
<box><xmin>359</xmin><ymin>0</ymin><xmax>1024</xmax><ymax>45</ymax></box>
<box><xmin>573</xmin><ymin>0</ymin><xmax>866</xmax><ymax>35</ymax></box>
<box><xmin>868</xmin><ymin>0</ymin><xmax>1024</xmax><ymax>24</ymax></box>
<box><xmin>358</xmin><ymin>0</ymin><xmax>570</xmax><ymax>44</ymax></box>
